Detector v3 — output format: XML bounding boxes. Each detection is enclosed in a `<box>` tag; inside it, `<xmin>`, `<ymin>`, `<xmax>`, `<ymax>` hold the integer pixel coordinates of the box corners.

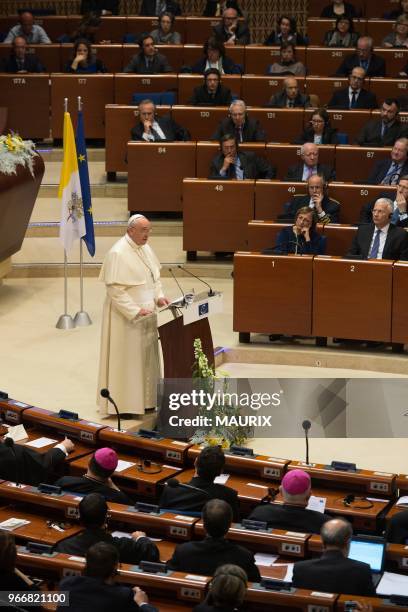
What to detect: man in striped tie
<box><xmin>366</xmin><ymin>138</ymin><xmax>408</xmax><ymax>185</ymax></box>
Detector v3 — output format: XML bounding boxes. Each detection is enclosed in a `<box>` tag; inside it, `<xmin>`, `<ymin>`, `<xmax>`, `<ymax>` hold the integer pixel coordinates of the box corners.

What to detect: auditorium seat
<box><xmin>122</xmin><ymin>44</ymin><xmax>184</xmax><ymax>72</ymax></box>
<box><xmin>182</xmin><ymin>44</ymin><xmax>245</xmax><ymax>72</ymax></box>
<box><xmin>177</xmin><ymin>73</ymin><xmax>241</xmax><ymax>104</ymax></box>
<box><xmin>307</xmin><ymin>18</ymin><xmax>367</xmax><ymax>45</ymax></box>
<box><xmin>306</xmin><ymin>47</ymin><xmax>355</xmax><ymax>76</ymax></box>
<box><xmin>171</xmin><ymin>105</ymin><xmax>226</xmax><ymax>140</ymax></box>
<box><xmin>60</xmin><ymin>43</ymin><xmax>123</xmax><ymax>72</ymax></box>
<box><xmin>241</xmin><ymin>75</ymin><xmax>305</xmax><ymax>107</ymax></box>
<box><xmin>265</xmin><ymin>144</ymin><xmax>336</xmax><ymax>180</ymax></box>
<box><xmin>335</xmin><ymin>145</ymin><xmax>390</xmax><ymax>182</ymax></box>
<box><xmin>114</xmin><ymin>73</ymin><xmax>178</xmax><ymax>104</ymax></box>
<box><xmin>244</xmin><ymin>46</ymin><xmax>307</xmax><ymax>75</ymax></box>
<box><xmin>196</xmin><ymin>141</ymin><xmax>266</xmax><ymax>177</ymax></box>
<box><xmin>305</xmin><ymin>76</ymin><xmax>349</xmax><ymax>106</ymax></box>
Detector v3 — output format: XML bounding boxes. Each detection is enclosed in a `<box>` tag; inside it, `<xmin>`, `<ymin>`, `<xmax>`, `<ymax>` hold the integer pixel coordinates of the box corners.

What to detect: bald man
<box><xmin>4</xmin><ymin>11</ymin><xmax>51</xmax><ymax>44</ymax></box>
<box><xmin>97</xmin><ymin>215</ymin><xmax>170</xmax><ymax>417</ymax></box>
<box><xmin>267</xmin><ymin>76</ymin><xmax>311</xmax><ymax>109</ymax></box>
<box><xmin>212</xmin><ymin>7</ymin><xmax>250</xmax><ymax>45</ymax></box>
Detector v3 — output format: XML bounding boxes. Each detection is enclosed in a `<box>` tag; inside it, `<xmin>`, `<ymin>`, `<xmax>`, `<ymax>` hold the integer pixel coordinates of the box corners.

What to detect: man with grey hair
<box><xmin>335</xmin><ymin>35</ymin><xmax>386</xmax><ymax>77</ymax></box>
<box><xmin>347</xmin><ymin>197</ymin><xmax>408</xmax><ymax>260</ymax></box>
<box><xmin>284</xmin><ymin>142</ymin><xmax>335</xmax><ymax>182</ymax></box>
<box><xmin>366</xmin><ymin>138</ymin><xmax>408</xmax><ymax>185</ymax></box>
<box><xmin>293</xmin><ymin>518</ymin><xmax>376</xmax><ymax>596</ymax></box>
<box><xmin>211</xmin><ymin>99</ymin><xmax>266</xmax><ymax>142</ymax></box>
<box><xmin>97</xmin><ymin>215</ymin><xmax>169</xmax><ymax>416</ymax></box>
<box><xmin>130</xmin><ymin>99</ymin><xmax>190</xmax><ymax>142</ymax></box>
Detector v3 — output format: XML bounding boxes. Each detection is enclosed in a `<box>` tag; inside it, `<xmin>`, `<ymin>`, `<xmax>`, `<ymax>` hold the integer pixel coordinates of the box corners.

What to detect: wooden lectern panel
<box><xmin>391</xmin><ymin>262</ymin><xmax>408</xmax><ymax>344</ymax></box>
<box><xmin>127</xmin><ymin>142</ymin><xmax>196</xmax><ymax>212</ymax></box>
<box><xmin>159</xmin><ymin>316</ymin><xmax>214</xmax><ymax>378</ymax></box>
<box><xmin>312</xmin><ymin>257</ymin><xmax>393</xmax><ymax>341</ymax></box>
<box><xmin>233</xmin><ymin>253</ymin><xmax>314</xmax><ymax>336</ymax></box>
<box><xmin>183</xmin><ymin>178</ymin><xmax>255</xmax><ymax>252</ymax></box>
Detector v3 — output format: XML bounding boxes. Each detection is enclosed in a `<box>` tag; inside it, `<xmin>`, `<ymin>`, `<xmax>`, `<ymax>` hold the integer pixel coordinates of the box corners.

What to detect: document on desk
<box><xmin>5</xmin><ymin>424</ymin><xmax>28</xmax><ymax>442</ymax></box>
<box><xmin>306</xmin><ymin>495</ymin><xmax>327</xmax><ymax>513</ymax></box>
<box><xmin>284</xmin><ymin>563</ymin><xmax>294</xmax><ymax>582</ymax></box>
<box><xmin>26</xmin><ymin>436</ymin><xmax>57</xmax><ymax>448</ymax></box>
<box><xmin>214</xmin><ymin>474</ymin><xmax>230</xmax><ymax>484</ymax></box>
<box><xmin>255</xmin><ymin>553</ymin><xmax>279</xmax><ymax>566</ymax></box>
<box><xmin>115</xmin><ymin>460</ymin><xmax>136</xmax><ymax>472</ymax></box>
<box><xmin>396</xmin><ymin>496</ymin><xmax>408</xmax><ymax>507</ymax></box>
<box><xmin>376</xmin><ymin>571</ymin><xmax>408</xmax><ymax>596</ymax></box>
<box><xmin>0</xmin><ymin>517</ymin><xmax>30</xmax><ymax>531</ymax></box>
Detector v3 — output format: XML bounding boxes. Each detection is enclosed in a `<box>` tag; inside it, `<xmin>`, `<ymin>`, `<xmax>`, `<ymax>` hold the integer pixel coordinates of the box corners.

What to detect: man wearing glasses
<box><xmin>327</xmin><ymin>67</ymin><xmax>378</xmax><ymax>109</ymax></box>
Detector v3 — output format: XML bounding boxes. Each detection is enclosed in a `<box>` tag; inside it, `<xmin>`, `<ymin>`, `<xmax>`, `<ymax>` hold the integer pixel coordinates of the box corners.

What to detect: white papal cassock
<box><xmin>97</xmin><ymin>234</ymin><xmax>165</xmax><ymax>416</ymax></box>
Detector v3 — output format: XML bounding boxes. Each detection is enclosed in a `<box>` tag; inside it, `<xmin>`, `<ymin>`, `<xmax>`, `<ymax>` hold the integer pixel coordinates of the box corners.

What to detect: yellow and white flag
<box><xmin>58</xmin><ymin>111</ymin><xmax>86</xmax><ymax>252</ymax></box>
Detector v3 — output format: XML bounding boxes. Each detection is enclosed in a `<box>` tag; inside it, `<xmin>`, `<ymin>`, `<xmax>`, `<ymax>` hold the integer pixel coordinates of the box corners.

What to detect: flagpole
<box><xmin>74</xmin><ymin>96</ymin><xmax>92</xmax><ymax>327</ymax></box>
<box><xmin>56</xmin><ymin>97</ymin><xmax>75</xmax><ymax>330</ymax></box>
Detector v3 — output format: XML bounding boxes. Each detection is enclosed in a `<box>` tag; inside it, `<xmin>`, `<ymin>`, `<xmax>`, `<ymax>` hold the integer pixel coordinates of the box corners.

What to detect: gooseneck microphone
<box><xmin>168</xmin><ymin>267</ymin><xmax>186</xmax><ymax>305</ymax></box>
<box><xmin>166</xmin><ymin>477</ymin><xmax>210</xmax><ymax>497</ymax></box>
<box><xmin>177</xmin><ymin>265</ymin><xmax>215</xmax><ymax>296</ymax></box>
<box><xmin>5</xmin><ymin>437</ymin><xmax>20</xmax><ymax>486</ymax></box>
<box><xmin>302</xmin><ymin>419</ymin><xmax>311</xmax><ymax>465</ymax></box>
<box><xmin>100</xmin><ymin>388</ymin><xmax>121</xmax><ymax>432</ymax></box>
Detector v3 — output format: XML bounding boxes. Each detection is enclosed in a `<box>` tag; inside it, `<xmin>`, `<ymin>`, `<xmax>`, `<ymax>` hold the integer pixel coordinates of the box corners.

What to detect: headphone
<box><xmin>342</xmin><ymin>494</ymin><xmax>374</xmax><ymax>510</ymax></box>
<box><xmin>137</xmin><ymin>458</ymin><xmax>162</xmax><ymax>474</ymax></box>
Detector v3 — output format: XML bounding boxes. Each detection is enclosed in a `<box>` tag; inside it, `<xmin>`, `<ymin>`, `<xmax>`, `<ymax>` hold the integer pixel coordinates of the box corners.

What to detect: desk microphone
<box><xmin>4</xmin><ymin>437</ymin><xmax>20</xmax><ymax>487</ymax></box>
<box><xmin>166</xmin><ymin>477</ymin><xmax>210</xmax><ymax>497</ymax></box>
<box><xmin>177</xmin><ymin>265</ymin><xmax>215</xmax><ymax>296</ymax></box>
<box><xmin>168</xmin><ymin>267</ymin><xmax>186</xmax><ymax>305</ymax></box>
<box><xmin>302</xmin><ymin>419</ymin><xmax>311</xmax><ymax>465</ymax></box>
<box><xmin>100</xmin><ymin>388</ymin><xmax>121</xmax><ymax>432</ymax></box>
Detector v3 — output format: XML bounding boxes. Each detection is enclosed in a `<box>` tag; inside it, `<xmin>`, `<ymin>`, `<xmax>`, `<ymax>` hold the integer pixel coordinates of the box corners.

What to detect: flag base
<box><xmin>74</xmin><ymin>310</ymin><xmax>92</xmax><ymax>327</ymax></box>
<box><xmin>56</xmin><ymin>314</ymin><xmax>75</xmax><ymax>330</ymax></box>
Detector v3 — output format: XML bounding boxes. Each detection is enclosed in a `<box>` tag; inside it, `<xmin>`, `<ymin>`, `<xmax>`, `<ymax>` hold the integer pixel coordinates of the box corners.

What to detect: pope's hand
<box><xmin>157</xmin><ymin>297</ymin><xmax>170</xmax><ymax>307</ymax></box>
<box><xmin>138</xmin><ymin>308</ymin><xmax>153</xmax><ymax>316</ymax></box>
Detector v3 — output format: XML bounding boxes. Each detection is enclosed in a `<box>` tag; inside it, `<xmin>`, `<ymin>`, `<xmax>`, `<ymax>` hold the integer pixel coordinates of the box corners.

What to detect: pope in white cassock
<box><xmin>97</xmin><ymin>214</ymin><xmax>170</xmax><ymax>416</ymax></box>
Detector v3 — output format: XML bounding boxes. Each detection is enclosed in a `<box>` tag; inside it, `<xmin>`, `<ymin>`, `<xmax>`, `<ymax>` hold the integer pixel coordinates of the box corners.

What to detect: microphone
<box><xmin>168</xmin><ymin>267</ymin><xmax>186</xmax><ymax>305</ymax></box>
<box><xmin>4</xmin><ymin>437</ymin><xmax>20</xmax><ymax>487</ymax></box>
<box><xmin>302</xmin><ymin>420</ymin><xmax>311</xmax><ymax>465</ymax></box>
<box><xmin>100</xmin><ymin>388</ymin><xmax>121</xmax><ymax>432</ymax></box>
<box><xmin>166</xmin><ymin>477</ymin><xmax>210</xmax><ymax>497</ymax></box>
<box><xmin>177</xmin><ymin>265</ymin><xmax>215</xmax><ymax>297</ymax></box>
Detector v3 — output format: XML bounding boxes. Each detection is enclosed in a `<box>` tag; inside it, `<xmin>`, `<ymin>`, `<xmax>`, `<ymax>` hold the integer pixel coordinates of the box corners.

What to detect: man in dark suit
<box><xmin>188</xmin><ymin>68</ymin><xmax>233</xmax><ymax>106</ymax></box>
<box><xmin>328</xmin><ymin>67</ymin><xmax>378</xmax><ymax>110</ymax></box>
<box><xmin>360</xmin><ymin>176</ymin><xmax>408</xmax><ymax>226</ymax></box>
<box><xmin>284</xmin><ymin>142</ymin><xmax>335</xmax><ymax>182</ymax></box>
<box><xmin>293</xmin><ymin>519</ymin><xmax>376</xmax><ymax>596</ymax></box>
<box><xmin>335</xmin><ymin>36</ymin><xmax>386</xmax><ymax>77</ymax></box>
<box><xmin>80</xmin><ymin>0</ymin><xmax>119</xmax><ymax>14</ymax></box>
<box><xmin>159</xmin><ymin>445</ymin><xmax>240</xmax><ymax>520</ymax></box>
<box><xmin>167</xmin><ymin>499</ymin><xmax>260</xmax><ymax>581</ymax></box>
<box><xmin>366</xmin><ymin>137</ymin><xmax>408</xmax><ymax>185</ymax></box>
<box><xmin>267</xmin><ymin>76</ymin><xmax>311</xmax><ymax>108</ymax></box>
<box><xmin>57</xmin><ymin>493</ymin><xmax>159</xmax><ymax>563</ymax></box>
<box><xmin>347</xmin><ymin>197</ymin><xmax>408</xmax><ymax>260</ymax></box>
<box><xmin>211</xmin><ymin>99</ymin><xmax>266</xmax><ymax>142</ymax></box>
<box><xmin>131</xmin><ymin>99</ymin><xmax>190</xmax><ymax>141</ymax></box>
<box><xmin>281</xmin><ymin>175</ymin><xmax>340</xmax><ymax>223</ymax></box>
<box><xmin>386</xmin><ymin>508</ymin><xmax>408</xmax><ymax>544</ymax></box>
<box><xmin>139</xmin><ymin>0</ymin><xmax>181</xmax><ymax>15</ymax></box>
<box><xmin>356</xmin><ymin>98</ymin><xmax>408</xmax><ymax>147</ymax></box>
<box><xmin>212</xmin><ymin>7</ymin><xmax>250</xmax><ymax>45</ymax></box>
<box><xmin>209</xmin><ymin>134</ymin><xmax>275</xmax><ymax>179</ymax></box>
<box><xmin>248</xmin><ymin>469</ymin><xmax>331</xmax><ymax>534</ymax></box>
<box><xmin>0</xmin><ymin>36</ymin><xmax>45</xmax><ymax>73</ymax></box>
<box><xmin>123</xmin><ymin>34</ymin><xmax>172</xmax><ymax>73</ymax></box>
<box><xmin>203</xmin><ymin>0</ymin><xmax>242</xmax><ymax>16</ymax></box>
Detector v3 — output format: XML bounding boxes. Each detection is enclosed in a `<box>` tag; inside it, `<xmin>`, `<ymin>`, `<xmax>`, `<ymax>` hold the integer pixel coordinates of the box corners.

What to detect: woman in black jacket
<box><xmin>190</xmin><ymin>37</ymin><xmax>242</xmax><ymax>74</ymax></box>
<box><xmin>320</xmin><ymin>0</ymin><xmax>359</xmax><ymax>18</ymax></box>
<box><xmin>294</xmin><ymin>108</ymin><xmax>339</xmax><ymax>145</ymax></box>
<box><xmin>264</xmin><ymin>15</ymin><xmax>306</xmax><ymax>46</ymax></box>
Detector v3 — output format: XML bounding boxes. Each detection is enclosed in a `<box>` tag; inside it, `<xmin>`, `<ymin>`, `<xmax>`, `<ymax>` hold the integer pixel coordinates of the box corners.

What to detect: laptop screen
<box><xmin>348</xmin><ymin>538</ymin><xmax>385</xmax><ymax>573</ymax></box>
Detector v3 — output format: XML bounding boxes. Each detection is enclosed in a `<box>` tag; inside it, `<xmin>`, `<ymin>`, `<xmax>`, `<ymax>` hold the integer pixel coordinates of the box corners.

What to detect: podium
<box><xmin>158</xmin><ymin>291</ymin><xmax>223</xmax><ymax>378</ymax></box>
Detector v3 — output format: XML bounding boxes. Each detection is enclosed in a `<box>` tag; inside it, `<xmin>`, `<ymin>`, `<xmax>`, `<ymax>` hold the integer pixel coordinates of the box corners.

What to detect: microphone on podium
<box><xmin>177</xmin><ymin>265</ymin><xmax>215</xmax><ymax>296</ymax></box>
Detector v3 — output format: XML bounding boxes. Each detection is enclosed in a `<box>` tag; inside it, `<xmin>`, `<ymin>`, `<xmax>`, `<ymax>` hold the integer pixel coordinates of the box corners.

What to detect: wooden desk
<box><xmin>254</xmin><ymin>181</ymin><xmax>306</xmax><ymax>220</ymax></box>
<box><xmin>304</xmin><ymin>108</ymin><xmax>372</xmax><ymax>143</ymax></box>
<box><xmin>114</xmin><ymin>74</ymin><xmax>178</xmax><ymax>104</ymax></box>
<box><xmin>305</xmin><ymin>76</ymin><xmax>350</xmax><ymax>106</ymax></box>
<box><xmin>14</xmin><ymin>425</ymin><xmax>93</xmax><ymax>463</ymax></box>
<box><xmin>246</xmin><ymin>580</ymin><xmax>337</xmax><ymax>610</ymax></box>
<box><xmin>312</xmin><ymin>257</ymin><xmax>393</xmax><ymax>342</ymax></box>
<box><xmin>0</xmin><ymin>506</ymin><xmax>82</xmax><ymax>545</ymax></box>
<box><xmin>306</xmin><ymin>47</ymin><xmax>355</xmax><ymax>77</ymax></box>
<box><xmin>0</xmin><ymin>397</ymin><xmax>32</xmax><ymax>425</ymax></box>
<box><xmin>335</xmin><ymin>146</ymin><xmax>390</xmax><ymax>183</ymax></box>
<box><xmin>337</xmin><ymin>594</ymin><xmax>403</xmax><ymax>611</ymax></box>
<box><xmin>22</xmin><ymin>406</ymin><xmax>106</xmax><ymax>445</ymax></box>
<box><xmin>233</xmin><ymin>252</ymin><xmax>314</xmax><ymax>341</ymax></box>
<box><xmin>241</xmin><ymin>75</ymin><xmax>305</xmax><ymax>107</ymax></box>
<box><xmin>391</xmin><ymin>262</ymin><xmax>408</xmax><ymax>344</ymax></box>
<box><xmin>266</xmin><ymin>143</ymin><xmax>336</xmax><ymax>181</ymax></box>
<box><xmin>171</xmin><ymin>105</ymin><xmax>226</xmax><ymax>140</ymax></box>
<box><xmin>0</xmin><ymin>74</ymin><xmax>50</xmax><ymax>139</ymax></box>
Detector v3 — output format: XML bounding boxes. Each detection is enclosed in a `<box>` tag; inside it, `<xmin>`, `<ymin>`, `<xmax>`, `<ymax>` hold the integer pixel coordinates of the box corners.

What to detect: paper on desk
<box><xmin>26</xmin><ymin>436</ymin><xmax>57</xmax><ymax>448</ymax></box>
<box><xmin>214</xmin><ymin>473</ymin><xmax>230</xmax><ymax>484</ymax></box>
<box><xmin>306</xmin><ymin>495</ymin><xmax>327</xmax><ymax>514</ymax></box>
<box><xmin>115</xmin><ymin>460</ymin><xmax>136</xmax><ymax>472</ymax></box>
<box><xmin>111</xmin><ymin>530</ymin><xmax>132</xmax><ymax>539</ymax></box>
<box><xmin>0</xmin><ymin>517</ymin><xmax>30</xmax><ymax>530</ymax></box>
<box><xmin>255</xmin><ymin>553</ymin><xmax>279</xmax><ymax>567</ymax></box>
<box><xmin>396</xmin><ymin>496</ymin><xmax>408</xmax><ymax>507</ymax></box>
<box><xmin>4</xmin><ymin>424</ymin><xmax>28</xmax><ymax>442</ymax></box>
<box><xmin>376</xmin><ymin>571</ymin><xmax>408</xmax><ymax>596</ymax></box>
<box><xmin>284</xmin><ymin>563</ymin><xmax>294</xmax><ymax>583</ymax></box>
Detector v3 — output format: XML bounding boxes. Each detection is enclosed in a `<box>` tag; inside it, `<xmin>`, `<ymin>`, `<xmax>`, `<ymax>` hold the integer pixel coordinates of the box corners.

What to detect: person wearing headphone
<box><xmin>211</xmin><ymin>99</ymin><xmax>266</xmax><ymax>142</ymax></box>
<box><xmin>188</xmin><ymin>68</ymin><xmax>233</xmax><ymax>106</ymax></box>
<box><xmin>282</xmin><ymin>174</ymin><xmax>340</xmax><ymax>224</ymax></box>
<box><xmin>123</xmin><ymin>33</ymin><xmax>172</xmax><ymax>73</ymax></box>
<box><xmin>270</xmin><ymin>207</ymin><xmax>327</xmax><ymax>255</ymax></box>
<box><xmin>193</xmin><ymin>564</ymin><xmax>248</xmax><ymax>612</ymax></box>
<box><xmin>294</xmin><ymin>108</ymin><xmax>339</xmax><ymax>145</ymax></box>
<box><xmin>264</xmin><ymin>14</ymin><xmax>306</xmax><ymax>46</ymax></box>
<box><xmin>347</xmin><ymin>197</ymin><xmax>408</xmax><ymax>260</ymax></box>
<box><xmin>360</xmin><ymin>175</ymin><xmax>408</xmax><ymax>226</ymax></box>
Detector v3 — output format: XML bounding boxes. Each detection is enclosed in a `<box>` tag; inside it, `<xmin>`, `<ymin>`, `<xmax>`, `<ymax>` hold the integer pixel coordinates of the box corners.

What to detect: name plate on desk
<box><xmin>183</xmin><ymin>291</ymin><xmax>223</xmax><ymax>325</ymax></box>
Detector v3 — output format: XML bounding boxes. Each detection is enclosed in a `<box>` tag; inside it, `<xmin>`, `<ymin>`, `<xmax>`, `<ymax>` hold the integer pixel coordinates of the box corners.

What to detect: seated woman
<box><xmin>272</xmin><ymin>208</ymin><xmax>327</xmax><ymax>256</ymax></box>
<box><xmin>60</xmin><ymin>13</ymin><xmax>103</xmax><ymax>43</ymax></box>
<box><xmin>264</xmin><ymin>15</ymin><xmax>306</xmax><ymax>46</ymax></box>
<box><xmin>0</xmin><ymin>531</ymin><xmax>39</xmax><ymax>591</ymax></box>
<box><xmin>193</xmin><ymin>564</ymin><xmax>248</xmax><ymax>612</ymax></box>
<box><xmin>320</xmin><ymin>0</ymin><xmax>359</xmax><ymax>18</ymax></box>
<box><xmin>190</xmin><ymin>36</ymin><xmax>241</xmax><ymax>74</ymax></box>
<box><xmin>267</xmin><ymin>42</ymin><xmax>306</xmax><ymax>76</ymax></box>
<box><xmin>382</xmin><ymin>15</ymin><xmax>408</xmax><ymax>47</ymax></box>
<box><xmin>150</xmin><ymin>12</ymin><xmax>181</xmax><ymax>44</ymax></box>
<box><xmin>294</xmin><ymin>108</ymin><xmax>339</xmax><ymax>144</ymax></box>
<box><xmin>323</xmin><ymin>16</ymin><xmax>359</xmax><ymax>47</ymax></box>
<box><xmin>384</xmin><ymin>0</ymin><xmax>408</xmax><ymax>19</ymax></box>
<box><xmin>65</xmin><ymin>39</ymin><xmax>107</xmax><ymax>73</ymax></box>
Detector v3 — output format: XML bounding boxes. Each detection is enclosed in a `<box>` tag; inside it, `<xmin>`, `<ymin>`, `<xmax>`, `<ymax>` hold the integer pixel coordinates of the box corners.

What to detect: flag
<box><xmin>58</xmin><ymin>112</ymin><xmax>86</xmax><ymax>252</ymax></box>
<box><xmin>76</xmin><ymin>110</ymin><xmax>95</xmax><ymax>257</ymax></box>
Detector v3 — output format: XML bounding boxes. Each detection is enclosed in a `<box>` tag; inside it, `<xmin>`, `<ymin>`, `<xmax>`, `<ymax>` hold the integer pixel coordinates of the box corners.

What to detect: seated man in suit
<box><xmin>212</xmin><ymin>7</ymin><xmax>250</xmax><ymax>45</ymax></box>
<box><xmin>366</xmin><ymin>137</ymin><xmax>408</xmax><ymax>185</ymax></box>
<box><xmin>123</xmin><ymin>34</ymin><xmax>172</xmax><ymax>73</ymax></box>
<box><xmin>0</xmin><ymin>432</ymin><xmax>73</xmax><ymax>486</ymax></box>
<box><xmin>335</xmin><ymin>35</ymin><xmax>386</xmax><ymax>77</ymax></box>
<box><xmin>57</xmin><ymin>494</ymin><xmax>160</xmax><ymax>564</ymax></box>
<box><xmin>55</xmin><ymin>447</ymin><xmax>133</xmax><ymax>504</ymax></box>
<box><xmin>4</xmin><ymin>11</ymin><xmax>51</xmax><ymax>44</ymax></box>
<box><xmin>284</xmin><ymin>142</ymin><xmax>335</xmax><ymax>182</ymax></box>
<box><xmin>188</xmin><ymin>68</ymin><xmax>233</xmax><ymax>106</ymax></box>
<box><xmin>0</xmin><ymin>37</ymin><xmax>45</xmax><ymax>73</ymax></box>
<box><xmin>327</xmin><ymin>67</ymin><xmax>377</xmax><ymax>109</ymax></box>
<box><xmin>360</xmin><ymin>175</ymin><xmax>408</xmax><ymax>226</ymax></box>
<box><xmin>386</xmin><ymin>508</ymin><xmax>408</xmax><ymax>543</ymax></box>
<box><xmin>281</xmin><ymin>174</ymin><xmax>340</xmax><ymax>224</ymax></box>
<box><xmin>167</xmin><ymin>499</ymin><xmax>260</xmax><ymax>581</ymax></box>
<box><xmin>160</xmin><ymin>445</ymin><xmax>239</xmax><ymax>520</ymax></box>
<box><xmin>248</xmin><ymin>469</ymin><xmax>331</xmax><ymax>534</ymax></box>
<box><xmin>209</xmin><ymin>134</ymin><xmax>275</xmax><ymax>179</ymax></box>
<box><xmin>139</xmin><ymin>0</ymin><xmax>181</xmax><ymax>15</ymax></box>
<box><xmin>293</xmin><ymin>518</ymin><xmax>375</xmax><ymax>596</ymax></box>
<box><xmin>347</xmin><ymin>197</ymin><xmax>408</xmax><ymax>260</ymax></box>
<box><xmin>59</xmin><ymin>542</ymin><xmax>158</xmax><ymax>611</ymax></box>
<box><xmin>131</xmin><ymin>99</ymin><xmax>190</xmax><ymax>141</ymax></box>
<box><xmin>356</xmin><ymin>98</ymin><xmax>408</xmax><ymax>147</ymax></box>
<box><xmin>267</xmin><ymin>76</ymin><xmax>311</xmax><ymax>108</ymax></box>
<box><xmin>211</xmin><ymin>99</ymin><xmax>266</xmax><ymax>142</ymax></box>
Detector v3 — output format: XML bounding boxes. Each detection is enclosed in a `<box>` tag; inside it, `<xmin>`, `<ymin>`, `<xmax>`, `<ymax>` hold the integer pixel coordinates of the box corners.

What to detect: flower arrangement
<box><xmin>0</xmin><ymin>133</ymin><xmax>38</xmax><ymax>177</ymax></box>
<box><xmin>190</xmin><ymin>338</ymin><xmax>251</xmax><ymax>448</ymax></box>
